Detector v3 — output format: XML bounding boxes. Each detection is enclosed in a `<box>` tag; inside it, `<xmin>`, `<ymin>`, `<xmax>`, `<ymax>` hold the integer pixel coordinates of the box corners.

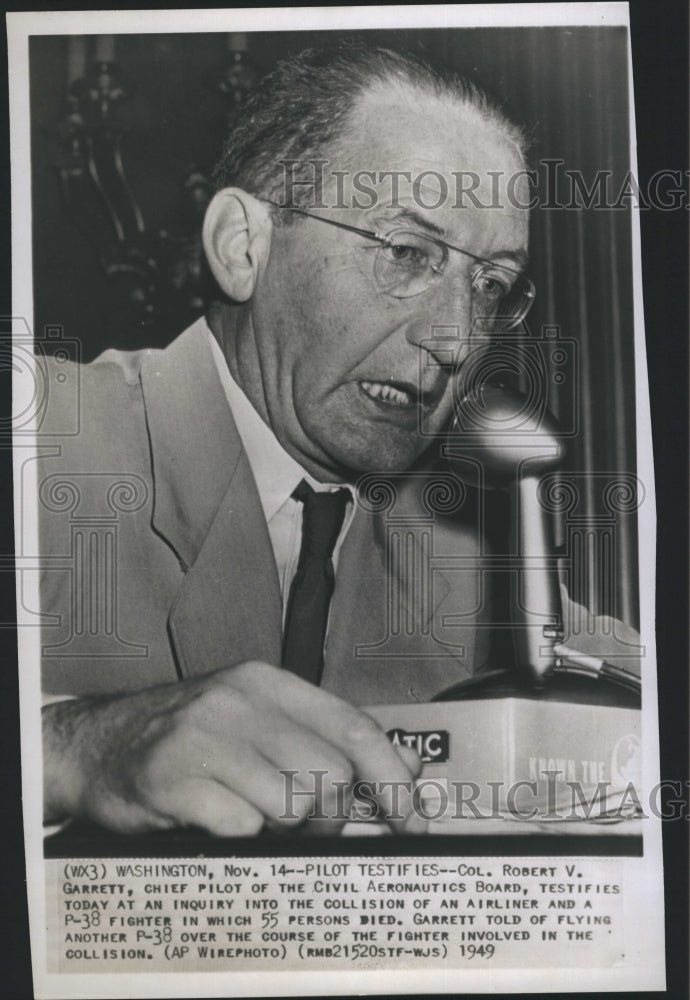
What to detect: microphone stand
<box><xmin>437</xmin><ymin>384</ymin><xmax>640</xmax><ymax>703</ymax></box>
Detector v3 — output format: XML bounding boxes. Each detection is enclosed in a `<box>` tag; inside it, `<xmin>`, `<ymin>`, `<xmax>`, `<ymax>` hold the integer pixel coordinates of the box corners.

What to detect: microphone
<box><xmin>446</xmin><ymin>383</ymin><xmax>566</xmax><ymax>683</ymax></box>
<box><xmin>360</xmin><ymin>394</ymin><xmax>642</xmax><ymax>834</ymax></box>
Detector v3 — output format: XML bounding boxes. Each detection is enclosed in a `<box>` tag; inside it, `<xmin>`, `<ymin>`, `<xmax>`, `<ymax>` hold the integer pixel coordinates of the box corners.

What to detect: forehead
<box><xmin>331</xmin><ymin>80</ymin><xmax>529</xmax><ymax>251</ymax></box>
<box><xmin>345</xmin><ymin>79</ymin><xmax>524</xmax><ymax>175</ymax></box>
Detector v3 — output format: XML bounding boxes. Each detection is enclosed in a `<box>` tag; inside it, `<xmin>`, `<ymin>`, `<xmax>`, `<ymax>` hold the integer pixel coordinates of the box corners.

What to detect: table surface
<box><xmin>45</xmin><ymin>818</ymin><xmax>643</xmax><ymax>859</ymax></box>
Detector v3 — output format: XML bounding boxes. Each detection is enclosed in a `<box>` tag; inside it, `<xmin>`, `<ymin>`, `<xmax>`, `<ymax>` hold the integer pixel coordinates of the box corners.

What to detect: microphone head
<box><xmin>449</xmin><ymin>383</ymin><xmax>566</xmax><ymax>487</ymax></box>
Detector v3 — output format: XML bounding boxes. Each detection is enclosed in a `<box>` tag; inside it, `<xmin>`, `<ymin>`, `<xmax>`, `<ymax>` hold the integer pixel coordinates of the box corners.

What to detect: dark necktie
<box><xmin>282</xmin><ymin>480</ymin><xmax>349</xmax><ymax>685</ymax></box>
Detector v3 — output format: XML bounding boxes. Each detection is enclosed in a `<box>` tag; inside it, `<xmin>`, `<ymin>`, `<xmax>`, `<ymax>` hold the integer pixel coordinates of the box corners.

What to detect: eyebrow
<box><xmin>384</xmin><ymin>207</ymin><xmax>530</xmax><ymax>272</ymax></box>
<box><xmin>488</xmin><ymin>248</ymin><xmax>530</xmax><ymax>270</ymax></box>
<box><xmin>384</xmin><ymin>206</ymin><xmax>446</xmax><ymax>237</ymax></box>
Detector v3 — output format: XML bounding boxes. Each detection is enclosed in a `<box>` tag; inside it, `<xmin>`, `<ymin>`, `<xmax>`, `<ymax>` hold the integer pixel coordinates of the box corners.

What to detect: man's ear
<box><xmin>202</xmin><ymin>188</ymin><xmax>272</xmax><ymax>302</ymax></box>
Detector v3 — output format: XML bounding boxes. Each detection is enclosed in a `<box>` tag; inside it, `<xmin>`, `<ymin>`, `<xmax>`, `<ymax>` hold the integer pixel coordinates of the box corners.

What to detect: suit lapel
<box><xmin>141</xmin><ymin>321</ymin><xmax>282</xmax><ymax>678</ymax></box>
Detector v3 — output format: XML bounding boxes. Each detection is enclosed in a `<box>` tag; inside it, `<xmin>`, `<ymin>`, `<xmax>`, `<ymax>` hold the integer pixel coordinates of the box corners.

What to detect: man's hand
<box><xmin>43</xmin><ymin>662</ymin><xmax>423</xmax><ymax>836</ymax></box>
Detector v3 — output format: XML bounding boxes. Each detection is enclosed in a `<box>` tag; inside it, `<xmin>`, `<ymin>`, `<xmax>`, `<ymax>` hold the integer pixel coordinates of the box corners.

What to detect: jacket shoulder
<box><xmin>88</xmin><ymin>344</ymin><xmax>151</xmax><ymax>385</ymax></box>
<box><xmin>37</xmin><ymin>344</ymin><xmax>157</xmax><ymax>468</ymax></box>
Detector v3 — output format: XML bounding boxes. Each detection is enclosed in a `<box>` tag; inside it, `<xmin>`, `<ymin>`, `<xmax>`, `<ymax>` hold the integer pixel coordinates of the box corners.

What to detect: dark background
<box><xmin>3</xmin><ymin>3</ymin><xmax>689</xmax><ymax>998</ymax></box>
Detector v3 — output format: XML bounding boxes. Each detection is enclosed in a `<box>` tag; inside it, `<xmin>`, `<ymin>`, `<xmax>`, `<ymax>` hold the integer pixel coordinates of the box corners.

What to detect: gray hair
<box><xmin>213</xmin><ymin>40</ymin><xmax>526</xmax><ymax>212</ymax></box>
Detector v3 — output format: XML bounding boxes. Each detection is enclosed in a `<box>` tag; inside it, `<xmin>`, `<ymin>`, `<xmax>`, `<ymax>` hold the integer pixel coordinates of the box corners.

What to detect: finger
<box><xmin>232</xmin><ymin>664</ymin><xmax>417</xmax><ymax>766</ymax></box>
<box><xmin>202</xmin><ymin>736</ymin><xmax>329</xmax><ymax>829</ymax></box>
<box><xmin>160</xmin><ymin>778</ymin><xmax>265</xmax><ymax>837</ymax></box>
<box><xmin>243</xmin><ymin>717</ymin><xmax>356</xmax><ymax>829</ymax></box>
<box><xmin>156</xmin><ymin>710</ymin><xmax>322</xmax><ymax>829</ymax></box>
<box><xmin>262</xmin><ymin>675</ymin><xmax>417</xmax><ymax>829</ymax></box>
<box><xmin>184</xmin><ymin>696</ymin><xmax>356</xmax><ymax>830</ymax></box>
<box><xmin>403</xmin><ymin>809</ymin><xmax>429</xmax><ymax>834</ymax></box>
<box><xmin>394</xmin><ymin>743</ymin><xmax>424</xmax><ymax>778</ymax></box>
<box><xmin>308</xmin><ymin>705</ymin><xmax>419</xmax><ymax>831</ymax></box>
<box><xmin>227</xmin><ymin>665</ymin><xmax>419</xmax><ymax>829</ymax></box>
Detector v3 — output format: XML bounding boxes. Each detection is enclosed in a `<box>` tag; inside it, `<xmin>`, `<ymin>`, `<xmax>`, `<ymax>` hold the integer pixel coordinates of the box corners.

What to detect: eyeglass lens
<box><xmin>373</xmin><ymin>229</ymin><xmax>532</xmax><ymax>332</ymax></box>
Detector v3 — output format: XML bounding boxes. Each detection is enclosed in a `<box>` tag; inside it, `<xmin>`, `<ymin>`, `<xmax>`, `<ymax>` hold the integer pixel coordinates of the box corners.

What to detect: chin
<box><xmin>332</xmin><ymin>440</ymin><xmax>424</xmax><ymax>477</ymax></box>
<box><xmin>306</xmin><ymin>413</ymin><xmax>431</xmax><ymax>477</ymax></box>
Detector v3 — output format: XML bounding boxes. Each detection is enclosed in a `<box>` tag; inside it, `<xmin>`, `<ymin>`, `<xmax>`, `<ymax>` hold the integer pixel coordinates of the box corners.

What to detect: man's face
<box><xmin>249</xmin><ymin>83</ymin><xmax>529</xmax><ymax>480</ymax></box>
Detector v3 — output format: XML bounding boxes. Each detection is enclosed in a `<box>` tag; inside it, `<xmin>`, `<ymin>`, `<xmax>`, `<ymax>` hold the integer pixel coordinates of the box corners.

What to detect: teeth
<box><xmin>360</xmin><ymin>380</ymin><xmax>412</xmax><ymax>406</ymax></box>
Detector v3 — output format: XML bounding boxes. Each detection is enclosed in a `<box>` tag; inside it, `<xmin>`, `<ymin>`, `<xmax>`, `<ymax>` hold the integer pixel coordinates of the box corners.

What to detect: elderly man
<box><xmin>39</xmin><ymin>43</ymin><xmax>549</xmax><ymax>836</ymax></box>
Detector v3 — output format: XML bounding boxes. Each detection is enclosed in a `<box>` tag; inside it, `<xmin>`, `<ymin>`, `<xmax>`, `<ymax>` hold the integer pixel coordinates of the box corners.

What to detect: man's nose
<box><xmin>402</xmin><ymin>291</ymin><xmax>474</xmax><ymax>368</ymax></box>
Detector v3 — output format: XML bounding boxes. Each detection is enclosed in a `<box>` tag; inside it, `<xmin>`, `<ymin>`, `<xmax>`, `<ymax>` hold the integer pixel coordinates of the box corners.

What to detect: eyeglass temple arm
<box><xmin>261</xmin><ymin>199</ymin><xmax>383</xmax><ymax>243</ymax></box>
<box><xmin>263</xmin><ymin>198</ymin><xmax>534</xmax><ymax>289</ymax></box>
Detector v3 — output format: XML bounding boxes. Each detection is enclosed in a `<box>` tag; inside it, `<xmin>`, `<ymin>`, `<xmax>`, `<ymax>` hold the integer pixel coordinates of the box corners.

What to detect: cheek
<box><xmin>261</xmin><ymin>271</ymin><xmax>329</xmax><ymax>368</ymax></box>
<box><xmin>291</xmin><ymin>298</ymin><xmax>380</xmax><ymax>386</ymax></box>
<box><xmin>262</xmin><ymin>242</ymin><xmax>405</xmax><ymax>397</ymax></box>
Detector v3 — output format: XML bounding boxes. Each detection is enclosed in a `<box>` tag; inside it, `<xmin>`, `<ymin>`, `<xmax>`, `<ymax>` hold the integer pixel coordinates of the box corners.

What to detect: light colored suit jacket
<box><xmin>38</xmin><ymin>321</ymin><xmax>492</xmax><ymax>705</ymax></box>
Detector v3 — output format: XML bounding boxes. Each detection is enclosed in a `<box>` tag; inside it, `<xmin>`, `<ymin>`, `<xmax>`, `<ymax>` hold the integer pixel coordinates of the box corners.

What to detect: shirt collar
<box><xmin>207</xmin><ymin>326</ymin><xmax>353</xmax><ymax>521</ymax></box>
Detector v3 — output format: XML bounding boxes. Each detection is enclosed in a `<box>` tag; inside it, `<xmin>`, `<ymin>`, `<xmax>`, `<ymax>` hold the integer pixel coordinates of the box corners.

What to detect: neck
<box><xmin>207</xmin><ymin>300</ymin><xmax>270</xmax><ymax>424</ymax></box>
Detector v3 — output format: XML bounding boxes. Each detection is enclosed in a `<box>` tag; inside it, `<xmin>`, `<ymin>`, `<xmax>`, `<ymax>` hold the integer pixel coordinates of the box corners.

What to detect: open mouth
<box><xmin>359</xmin><ymin>379</ymin><xmax>416</xmax><ymax>408</ymax></box>
<box><xmin>358</xmin><ymin>377</ymin><xmax>447</xmax><ymax>411</ymax></box>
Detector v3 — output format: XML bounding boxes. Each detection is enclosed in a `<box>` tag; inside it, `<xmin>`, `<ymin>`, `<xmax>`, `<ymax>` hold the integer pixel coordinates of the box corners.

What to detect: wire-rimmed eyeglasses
<box><xmin>263</xmin><ymin>200</ymin><xmax>535</xmax><ymax>333</ymax></box>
